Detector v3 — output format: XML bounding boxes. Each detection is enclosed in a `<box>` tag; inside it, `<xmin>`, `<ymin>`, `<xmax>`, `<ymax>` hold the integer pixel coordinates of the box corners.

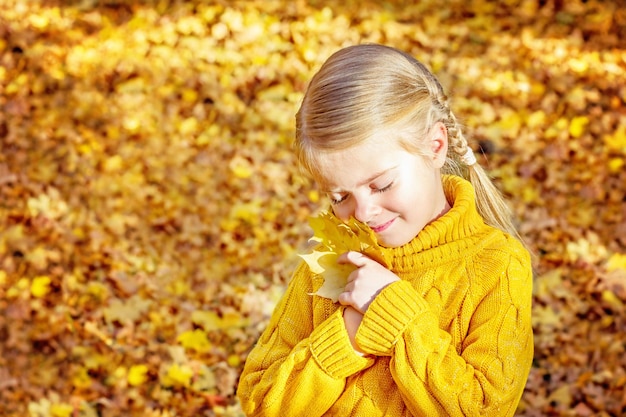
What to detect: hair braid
<box><xmin>435</xmin><ymin>91</ymin><xmax>526</xmax><ymax>247</ymax></box>
<box><xmin>435</xmin><ymin>94</ymin><xmax>470</xmax><ymax>164</ymax></box>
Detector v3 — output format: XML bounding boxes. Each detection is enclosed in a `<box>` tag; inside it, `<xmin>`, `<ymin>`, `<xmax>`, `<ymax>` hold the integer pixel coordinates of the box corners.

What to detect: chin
<box><xmin>379</xmin><ymin>236</ymin><xmax>411</xmax><ymax>249</ymax></box>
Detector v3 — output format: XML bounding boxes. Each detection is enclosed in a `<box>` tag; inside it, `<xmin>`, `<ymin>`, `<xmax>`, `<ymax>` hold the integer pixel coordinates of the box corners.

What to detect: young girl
<box><xmin>237</xmin><ymin>44</ymin><xmax>533</xmax><ymax>416</ymax></box>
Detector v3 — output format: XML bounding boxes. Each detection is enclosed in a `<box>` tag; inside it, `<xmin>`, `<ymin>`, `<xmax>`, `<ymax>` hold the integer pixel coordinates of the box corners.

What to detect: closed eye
<box><xmin>374</xmin><ymin>182</ymin><xmax>393</xmax><ymax>193</ymax></box>
<box><xmin>329</xmin><ymin>193</ymin><xmax>348</xmax><ymax>205</ymax></box>
<box><xmin>330</xmin><ymin>182</ymin><xmax>392</xmax><ymax>205</ymax></box>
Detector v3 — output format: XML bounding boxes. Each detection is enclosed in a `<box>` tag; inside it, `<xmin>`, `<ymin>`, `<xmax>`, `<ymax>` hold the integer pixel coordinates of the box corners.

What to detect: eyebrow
<box><xmin>322</xmin><ymin>166</ymin><xmax>398</xmax><ymax>193</ymax></box>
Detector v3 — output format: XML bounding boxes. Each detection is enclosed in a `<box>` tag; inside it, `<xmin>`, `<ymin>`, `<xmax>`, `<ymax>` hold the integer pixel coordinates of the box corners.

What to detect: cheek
<box><xmin>388</xmin><ymin>187</ymin><xmax>424</xmax><ymax>221</ymax></box>
<box><xmin>332</xmin><ymin>205</ymin><xmax>352</xmax><ymax>221</ymax></box>
<box><xmin>334</xmin><ymin>195</ymin><xmax>365</xmax><ymax>221</ymax></box>
<box><xmin>384</xmin><ymin>187</ymin><xmax>407</xmax><ymax>211</ymax></box>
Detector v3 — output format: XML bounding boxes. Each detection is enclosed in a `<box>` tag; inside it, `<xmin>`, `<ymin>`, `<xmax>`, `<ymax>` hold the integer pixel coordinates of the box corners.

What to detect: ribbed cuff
<box><xmin>356</xmin><ymin>281</ymin><xmax>428</xmax><ymax>355</ymax></box>
<box><xmin>309</xmin><ymin>307</ymin><xmax>374</xmax><ymax>379</ymax></box>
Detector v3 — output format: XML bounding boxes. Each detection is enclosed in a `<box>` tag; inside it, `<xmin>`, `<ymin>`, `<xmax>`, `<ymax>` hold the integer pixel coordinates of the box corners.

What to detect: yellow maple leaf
<box><xmin>50</xmin><ymin>403</ymin><xmax>73</xmax><ymax>417</ymax></box>
<box><xmin>604</xmin><ymin>125</ymin><xmax>626</xmax><ymax>153</ymax></box>
<box><xmin>30</xmin><ymin>276</ymin><xmax>51</xmax><ymax>298</ymax></box>
<box><xmin>71</xmin><ymin>366</ymin><xmax>92</xmax><ymax>390</ymax></box>
<box><xmin>299</xmin><ymin>211</ymin><xmax>391</xmax><ymax>302</ymax></box>
<box><xmin>164</xmin><ymin>364</ymin><xmax>193</xmax><ymax>387</ymax></box>
<box><xmin>607</xmin><ymin>253</ymin><xmax>626</xmax><ymax>272</ymax></box>
<box><xmin>128</xmin><ymin>364</ymin><xmax>149</xmax><ymax>387</ymax></box>
<box><xmin>192</xmin><ymin>310</ymin><xmax>222</xmax><ymax>331</ymax></box>
<box><xmin>569</xmin><ymin>116</ymin><xmax>589</xmax><ymax>138</ymax></box>
<box><xmin>299</xmin><ymin>250</ymin><xmax>357</xmax><ymax>302</ymax></box>
<box><xmin>191</xmin><ymin>310</ymin><xmax>249</xmax><ymax>332</ymax></box>
<box><xmin>177</xmin><ymin>329</ymin><xmax>212</xmax><ymax>353</ymax></box>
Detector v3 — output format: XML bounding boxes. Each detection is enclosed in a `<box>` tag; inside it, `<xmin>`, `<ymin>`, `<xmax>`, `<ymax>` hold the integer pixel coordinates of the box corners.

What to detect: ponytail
<box><xmin>440</xmin><ymin>99</ymin><xmax>525</xmax><ymax>244</ymax></box>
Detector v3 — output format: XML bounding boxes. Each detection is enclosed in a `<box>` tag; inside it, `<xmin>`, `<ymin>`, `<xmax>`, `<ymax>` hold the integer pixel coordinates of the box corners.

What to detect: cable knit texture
<box><xmin>237</xmin><ymin>176</ymin><xmax>533</xmax><ymax>416</ymax></box>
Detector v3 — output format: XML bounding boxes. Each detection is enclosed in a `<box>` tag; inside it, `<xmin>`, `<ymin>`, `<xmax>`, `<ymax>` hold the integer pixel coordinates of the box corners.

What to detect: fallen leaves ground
<box><xmin>0</xmin><ymin>0</ymin><xmax>625</xmax><ymax>416</ymax></box>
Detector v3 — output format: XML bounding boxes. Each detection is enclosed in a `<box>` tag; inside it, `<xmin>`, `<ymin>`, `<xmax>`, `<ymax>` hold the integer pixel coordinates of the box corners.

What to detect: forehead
<box><xmin>314</xmin><ymin>137</ymin><xmax>404</xmax><ymax>191</ymax></box>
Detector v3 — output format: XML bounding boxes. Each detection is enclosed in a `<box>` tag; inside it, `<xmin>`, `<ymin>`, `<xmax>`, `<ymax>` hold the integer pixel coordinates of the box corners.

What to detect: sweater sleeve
<box><xmin>237</xmin><ymin>262</ymin><xmax>375</xmax><ymax>417</ymax></box>
<box><xmin>355</xmin><ymin>252</ymin><xmax>533</xmax><ymax>416</ymax></box>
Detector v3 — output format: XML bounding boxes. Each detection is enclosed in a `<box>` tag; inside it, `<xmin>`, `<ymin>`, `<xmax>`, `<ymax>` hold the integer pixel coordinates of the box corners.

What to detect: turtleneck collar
<box><xmin>381</xmin><ymin>175</ymin><xmax>494</xmax><ymax>272</ymax></box>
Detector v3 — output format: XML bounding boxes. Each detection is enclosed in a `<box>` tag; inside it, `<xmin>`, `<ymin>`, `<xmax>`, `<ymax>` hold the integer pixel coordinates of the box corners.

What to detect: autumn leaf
<box><xmin>102</xmin><ymin>295</ymin><xmax>152</xmax><ymax>325</ymax></box>
<box><xmin>177</xmin><ymin>329</ymin><xmax>212</xmax><ymax>353</ymax></box>
<box><xmin>128</xmin><ymin>364</ymin><xmax>150</xmax><ymax>387</ymax></box>
<box><xmin>191</xmin><ymin>310</ymin><xmax>249</xmax><ymax>331</ymax></box>
<box><xmin>569</xmin><ymin>115</ymin><xmax>589</xmax><ymax>138</ymax></box>
<box><xmin>71</xmin><ymin>366</ymin><xmax>92</xmax><ymax>390</ymax></box>
<box><xmin>299</xmin><ymin>211</ymin><xmax>391</xmax><ymax>302</ymax></box>
<box><xmin>30</xmin><ymin>275</ymin><xmax>51</xmax><ymax>298</ymax></box>
<box><xmin>162</xmin><ymin>364</ymin><xmax>194</xmax><ymax>388</ymax></box>
<box><xmin>606</xmin><ymin>253</ymin><xmax>626</xmax><ymax>271</ymax></box>
<box><xmin>299</xmin><ymin>250</ymin><xmax>357</xmax><ymax>302</ymax></box>
<box><xmin>50</xmin><ymin>403</ymin><xmax>73</xmax><ymax>417</ymax></box>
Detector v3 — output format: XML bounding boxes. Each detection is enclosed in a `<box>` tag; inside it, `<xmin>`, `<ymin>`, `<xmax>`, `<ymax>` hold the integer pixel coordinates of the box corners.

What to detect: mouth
<box><xmin>370</xmin><ymin>218</ymin><xmax>395</xmax><ymax>233</ymax></box>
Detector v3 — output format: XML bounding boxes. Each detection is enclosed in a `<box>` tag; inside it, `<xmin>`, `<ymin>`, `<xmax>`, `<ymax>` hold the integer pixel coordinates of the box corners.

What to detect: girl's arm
<box><xmin>237</xmin><ymin>262</ymin><xmax>375</xmax><ymax>417</ymax></box>
<box><xmin>356</xmin><ymin>251</ymin><xmax>533</xmax><ymax>416</ymax></box>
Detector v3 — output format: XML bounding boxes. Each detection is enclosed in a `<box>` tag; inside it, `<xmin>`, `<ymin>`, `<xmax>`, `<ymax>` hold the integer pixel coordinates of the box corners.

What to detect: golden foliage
<box><xmin>0</xmin><ymin>0</ymin><xmax>625</xmax><ymax>416</ymax></box>
<box><xmin>300</xmin><ymin>211</ymin><xmax>391</xmax><ymax>301</ymax></box>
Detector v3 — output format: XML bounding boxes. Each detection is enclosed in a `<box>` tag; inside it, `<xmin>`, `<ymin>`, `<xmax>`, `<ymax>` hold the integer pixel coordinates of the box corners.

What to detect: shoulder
<box><xmin>285</xmin><ymin>259</ymin><xmax>318</xmax><ymax>295</ymax></box>
<box><xmin>260</xmin><ymin>260</ymin><xmax>317</xmax><ymax>335</ymax></box>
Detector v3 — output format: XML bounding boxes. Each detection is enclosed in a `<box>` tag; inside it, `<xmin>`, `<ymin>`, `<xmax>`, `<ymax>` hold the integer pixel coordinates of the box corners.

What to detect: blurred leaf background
<box><xmin>0</xmin><ymin>0</ymin><xmax>625</xmax><ymax>416</ymax></box>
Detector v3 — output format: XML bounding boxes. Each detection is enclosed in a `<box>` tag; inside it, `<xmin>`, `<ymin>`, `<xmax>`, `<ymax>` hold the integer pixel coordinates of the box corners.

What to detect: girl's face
<box><xmin>317</xmin><ymin>124</ymin><xmax>451</xmax><ymax>248</ymax></box>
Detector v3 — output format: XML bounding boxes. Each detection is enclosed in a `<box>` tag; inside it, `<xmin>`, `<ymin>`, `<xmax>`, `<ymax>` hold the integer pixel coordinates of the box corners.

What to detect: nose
<box><xmin>353</xmin><ymin>195</ymin><xmax>376</xmax><ymax>223</ymax></box>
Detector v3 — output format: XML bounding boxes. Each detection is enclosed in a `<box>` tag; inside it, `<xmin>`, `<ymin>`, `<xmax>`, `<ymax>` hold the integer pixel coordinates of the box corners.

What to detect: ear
<box><xmin>429</xmin><ymin>122</ymin><xmax>448</xmax><ymax>169</ymax></box>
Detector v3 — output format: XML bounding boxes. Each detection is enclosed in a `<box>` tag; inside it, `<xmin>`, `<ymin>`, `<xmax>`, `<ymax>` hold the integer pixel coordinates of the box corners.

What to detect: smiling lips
<box><xmin>370</xmin><ymin>218</ymin><xmax>395</xmax><ymax>233</ymax></box>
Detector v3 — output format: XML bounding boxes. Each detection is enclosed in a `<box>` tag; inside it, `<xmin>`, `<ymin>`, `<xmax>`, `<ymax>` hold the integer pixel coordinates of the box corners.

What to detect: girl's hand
<box><xmin>337</xmin><ymin>251</ymin><xmax>400</xmax><ymax>314</ymax></box>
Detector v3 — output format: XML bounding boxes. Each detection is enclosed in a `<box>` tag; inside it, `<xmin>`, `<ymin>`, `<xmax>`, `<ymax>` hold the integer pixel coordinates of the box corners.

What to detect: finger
<box><xmin>337</xmin><ymin>291</ymin><xmax>352</xmax><ymax>306</ymax></box>
<box><xmin>343</xmin><ymin>279</ymin><xmax>355</xmax><ymax>291</ymax></box>
<box><xmin>338</xmin><ymin>251</ymin><xmax>370</xmax><ymax>268</ymax></box>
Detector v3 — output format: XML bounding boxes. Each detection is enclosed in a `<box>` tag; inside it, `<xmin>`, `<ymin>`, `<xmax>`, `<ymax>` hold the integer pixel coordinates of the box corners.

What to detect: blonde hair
<box><xmin>295</xmin><ymin>44</ymin><xmax>522</xmax><ymax>242</ymax></box>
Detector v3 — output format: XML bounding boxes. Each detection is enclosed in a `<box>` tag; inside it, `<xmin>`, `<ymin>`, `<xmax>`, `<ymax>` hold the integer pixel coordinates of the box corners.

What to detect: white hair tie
<box><xmin>461</xmin><ymin>147</ymin><xmax>477</xmax><ymax>166</ymax></box>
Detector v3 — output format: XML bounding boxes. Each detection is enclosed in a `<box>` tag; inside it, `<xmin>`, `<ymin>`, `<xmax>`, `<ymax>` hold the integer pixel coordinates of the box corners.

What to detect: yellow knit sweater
<box><xmin>237</xmin><ymin>176</ymin><xmax>533</xmax><ymax>416</ymax></box>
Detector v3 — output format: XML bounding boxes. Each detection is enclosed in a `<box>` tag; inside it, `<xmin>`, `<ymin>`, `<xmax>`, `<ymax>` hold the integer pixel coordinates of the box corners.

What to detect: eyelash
<box><xmin>330</xmin><ymin>182</ymin><xmax>393</xmax><ymax>205</ymax></box>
